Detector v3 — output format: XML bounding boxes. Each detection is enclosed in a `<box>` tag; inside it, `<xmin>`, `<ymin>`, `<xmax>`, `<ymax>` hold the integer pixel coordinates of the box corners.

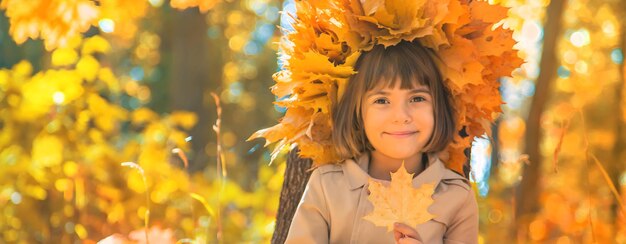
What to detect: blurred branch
<box><xmin>210</xmin><ymin>92</ymin><xmax>224</xmax><ymax>244</ymax></box>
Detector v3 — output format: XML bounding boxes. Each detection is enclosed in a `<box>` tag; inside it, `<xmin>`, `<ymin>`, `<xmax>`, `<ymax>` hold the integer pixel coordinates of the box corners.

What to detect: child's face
<box><xmin>361</xmin><ymin>80</ymin><xmax>434</xmax><ymax>160</ymax></box>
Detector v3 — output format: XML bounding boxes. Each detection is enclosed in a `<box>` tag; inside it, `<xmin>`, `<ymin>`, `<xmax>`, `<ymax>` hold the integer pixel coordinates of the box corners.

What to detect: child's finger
<box><xmin>393</xmin><ymin>222</ymin><xmax>419</xmax><ymax>239</ymax></box>
<box><xmin>393</xmin><ymin>229</ymin><xmax>403</xmax><ymax>242</ymax></box>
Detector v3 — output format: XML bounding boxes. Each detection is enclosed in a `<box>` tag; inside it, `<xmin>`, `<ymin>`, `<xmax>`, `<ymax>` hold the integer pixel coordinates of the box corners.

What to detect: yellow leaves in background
<box><xmin>82</xmin><ymin>35</ymin><xmax>111</xmax><ymax>55</ymax></box>
<box><xmin>32</xmin><ymin>134</ymin><xmax>63</xmax><ymax>168</ymax></box>
<box><xmin>88</xmin><ymin>94</ymin><xmax>128</xmax><ymax>133</ymax></box>
<box><xmin>169</xmin><ymin>111</ymin><xmax>198</xmax><ymax>130</ymax></box>
<box><xmin>14</xmin><ymin>69</ymin><xmax>84</xmax><ymax>121</ymax></box>
<box><xmin>52</xmin><ymin>35</ymin><xmax>111</xmax><ymax>70</ymax></box>
<box><xmin>0</xmin><ymin>70</ymin><xmax>9</xmax><ymax>92</ymax></box>
<box><xmin>0</xmin><ymin>60</ymin><xmax>33</xmax><ymax>95</ymax></box>
<box><xmin>0</xmin><ymin>1</ymin><xmax>286</xmax><ymax>242</ymax></box>
<box><xmin>0</xmin><ymin>33</ymin><xmax>216</xmax><ymax>242</ymax></box>
<box><xmin>0</xmin><ymin>0</ymin><xmax>225</xmax><ymax>49</ymax></box>
<box><xmin>364</xmin><ymin>162</ymin><xmax>436</xmax><ymax>232</ymax></box>
<box><xmin>132</xmin><ymin>108</ymin><xmax>159</xmax><ymax>125</ymax></box>
<box><xmin>12</xmin><ymin>59</ymin><xmax>33</xmax><ymax>77</ymax></box>
<box><xmin>130</xmin><ymin>109</ymin><xmax>197</xmax><ymax>156</ymax></box>
<box><xmin>52</xmin><ymin>48</ymin><xmax>79</xmax><ymax>66</ymax></box>
<box><xmin>98</xmin><ymin>68</ymin><xmax>121</xmax><ymax>93</ymax></box>
<box><xmin>127</xmin><ymin>110</ymin><xmax>197</xmax><ymax>168</ymax></box>
<box><xmin>0</xmin><ymin>0</ymin><xmax>151</xmax><ymax>50</ymax></box>
<box><xmin>170</xmin><ymin>0</ymin><xmax>221</xmax><ymax>13</ymax></box>
<box><xmin>5</xmin><ymin>35</ymin><xmax>114</xmax><ymax>122</ymax></box>
<box><xmin>98</xmin><ymin>0</ymin><xmax>149</xmax><ymax>40</ymax></box>
<box><xmin>127</xmin><ymin>170</ymin><xmax>149</xmax><ymax>194</ymax></box>
<box><xmin>77</xmin><ymin>56</ymin><xmax>101</xmax><ymax>82</ymax></box>
<box><xmin>23</xmin><ymin>185</ymin><xmax>47</xmax><ymax>200</ymax></box>
<box><xmin>0</xmin><ymin>0</ymin><xmax>99</xmax><ymax>50</ymax></box>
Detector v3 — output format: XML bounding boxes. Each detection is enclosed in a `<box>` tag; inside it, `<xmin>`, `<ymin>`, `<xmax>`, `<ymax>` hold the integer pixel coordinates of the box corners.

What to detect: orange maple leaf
<box><xmin>363</xmin><ymin>162</ymin><xmax>436</xmax><ymax>232</ymax></box>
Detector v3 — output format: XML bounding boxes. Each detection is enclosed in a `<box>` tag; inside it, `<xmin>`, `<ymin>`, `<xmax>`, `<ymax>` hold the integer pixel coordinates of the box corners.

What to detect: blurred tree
<box><xmin>612</xmin><ymin>4</ymin><xmax>626</xmax><ymax>239</ymax></box>
<box><xmin>516</xmin><ymin>0</ymin><xmax>565</xmax><ymax>235</ymax></box>
<box><xmin>163</xmin><ymin>7</ymin><xmax>215</xmax><ymax>172</ymax></box>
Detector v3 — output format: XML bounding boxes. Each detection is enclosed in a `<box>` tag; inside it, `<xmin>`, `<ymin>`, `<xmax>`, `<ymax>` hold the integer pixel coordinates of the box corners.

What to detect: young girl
<box><xmin>285</xmin><ymin>40</ymin><xmax>478</xmax><ymax>244</ymax></box>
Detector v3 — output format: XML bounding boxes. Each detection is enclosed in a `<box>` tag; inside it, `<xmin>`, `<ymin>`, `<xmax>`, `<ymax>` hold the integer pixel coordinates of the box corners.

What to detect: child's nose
<box><xmin>392</xmin><ymin>104</ymin><xmax>412</xmax><ymax>124</ymax></box>
<box><xmin>392</xmin><ymin>115</ymin><xmax>411</xmax><ymax>124</ymax></box>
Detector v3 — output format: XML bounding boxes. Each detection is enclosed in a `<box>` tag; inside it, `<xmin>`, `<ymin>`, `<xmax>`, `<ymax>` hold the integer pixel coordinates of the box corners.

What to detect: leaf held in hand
<box><xmin>363</xmin><ymin>162</ymin><xmax>436</xmax><ymax>232</ymax></box>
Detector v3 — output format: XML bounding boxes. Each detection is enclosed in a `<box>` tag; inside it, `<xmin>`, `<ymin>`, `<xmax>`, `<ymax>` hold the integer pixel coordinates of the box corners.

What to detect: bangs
<box><xmin>356</xmin><ymin>41</ymin><xmax>441</xmax><ymax>92</ymax></box>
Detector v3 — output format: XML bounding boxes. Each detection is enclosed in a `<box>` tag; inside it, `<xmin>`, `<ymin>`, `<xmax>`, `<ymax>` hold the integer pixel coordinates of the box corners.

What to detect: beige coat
<box><xmin>285</xmin><ymin>153</ymin><xmax>478</xmax><ymax>244</ymax></box>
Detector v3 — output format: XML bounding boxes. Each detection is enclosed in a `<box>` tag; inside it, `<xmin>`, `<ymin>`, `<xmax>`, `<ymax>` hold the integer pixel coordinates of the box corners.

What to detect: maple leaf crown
<box><xmin>249</xmin><ymin>0</ymin><xmax>523</xmax><ymax>174</ymax></box>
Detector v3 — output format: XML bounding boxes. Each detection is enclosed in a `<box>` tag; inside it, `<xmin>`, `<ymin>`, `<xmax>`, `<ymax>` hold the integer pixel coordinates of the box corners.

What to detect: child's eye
<box><xmin>410</xmin><ymin>96</ymin><xmax>426</xmax><ymax>102</ymax></box>
<box><xmin>373</xmin><ymin>98</ymin><xmax>389</xmax><ymax>104</ymax></box>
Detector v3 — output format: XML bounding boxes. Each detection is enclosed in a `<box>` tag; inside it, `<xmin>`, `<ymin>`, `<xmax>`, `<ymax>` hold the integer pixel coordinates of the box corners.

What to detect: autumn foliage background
<box><xmin>0</xmin><ymin>0</ymin><xmax>625</xmax><ymax>243</ymax></box>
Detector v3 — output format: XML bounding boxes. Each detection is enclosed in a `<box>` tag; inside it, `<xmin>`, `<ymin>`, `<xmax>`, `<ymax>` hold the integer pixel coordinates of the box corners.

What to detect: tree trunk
<box><xmin>271</xmin><ymin>148</ymin><xmax>313</xmax><ymax>244</ymax></box>
<box><xmin>515</xmin><ymin>0</ymin><xmax>566</xmax><ymax>237</ymax></box>
<box><xmin>164</xmin><ymin>8</ymin><xmax>217</xmax><ymax>172</ymax></box>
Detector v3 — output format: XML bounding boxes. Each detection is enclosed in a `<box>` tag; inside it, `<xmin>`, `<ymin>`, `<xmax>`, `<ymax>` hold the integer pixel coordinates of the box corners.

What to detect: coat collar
<box><xmin>342</xmin><ymin>152</ymin><xmax>467</xmax><ymax>190</ymax></box>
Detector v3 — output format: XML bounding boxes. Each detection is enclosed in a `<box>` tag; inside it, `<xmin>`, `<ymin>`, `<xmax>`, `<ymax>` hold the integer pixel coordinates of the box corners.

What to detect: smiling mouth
<box><xmin>384</xmin><ymin>131</ymin><xmax>418</xmax><ymax>137</ymax></box>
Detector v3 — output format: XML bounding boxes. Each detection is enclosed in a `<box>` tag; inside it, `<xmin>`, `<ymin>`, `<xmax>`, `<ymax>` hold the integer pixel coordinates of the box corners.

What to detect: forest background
<box><xmin>0</xmin><ymin>0</ymin><xmax>625</xmax><ymax>243</ymax></box>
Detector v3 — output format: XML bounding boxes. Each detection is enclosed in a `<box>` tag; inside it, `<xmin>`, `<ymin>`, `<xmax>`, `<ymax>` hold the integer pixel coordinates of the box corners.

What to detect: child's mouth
<box><xmin>384</xmin><ymin>131</ymin><xmax>418</xmax><ymax>138</ymax></box>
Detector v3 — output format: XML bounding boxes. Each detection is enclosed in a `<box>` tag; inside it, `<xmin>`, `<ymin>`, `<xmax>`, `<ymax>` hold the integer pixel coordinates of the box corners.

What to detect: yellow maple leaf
<box><xmin>363</xmin><ymin>162</ymin><xmax>436</xmax><ymax>232</ymax></box>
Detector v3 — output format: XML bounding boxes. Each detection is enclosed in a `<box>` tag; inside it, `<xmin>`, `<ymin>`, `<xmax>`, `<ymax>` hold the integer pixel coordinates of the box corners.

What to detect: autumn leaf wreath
<box><xmin>250</xmin><ymin>0</ymin><xmax>523</xmax><ymax>175</ymax></box>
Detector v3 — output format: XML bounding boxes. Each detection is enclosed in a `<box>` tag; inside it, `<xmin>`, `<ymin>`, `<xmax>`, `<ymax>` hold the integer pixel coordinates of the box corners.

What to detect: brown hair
<box><xmin>332</xmin><ymin>40</ymin><xmax>456</xmax><ymax>160</ymax></box>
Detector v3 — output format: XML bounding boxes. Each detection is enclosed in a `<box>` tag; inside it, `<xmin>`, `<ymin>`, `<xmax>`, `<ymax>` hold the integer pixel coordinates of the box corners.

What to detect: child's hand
<box><xmin>393</xmin><ymin>222</ymin><xmax>422</xmax><ymax>244</ymax></box>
